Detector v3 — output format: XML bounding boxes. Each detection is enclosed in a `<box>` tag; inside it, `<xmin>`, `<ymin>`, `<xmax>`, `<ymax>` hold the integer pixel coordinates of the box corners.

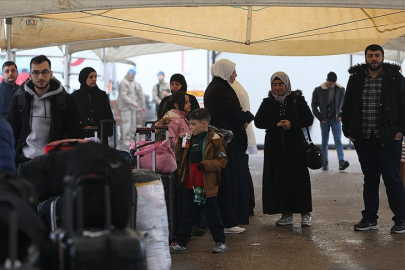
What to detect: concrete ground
<box><xmin>171</xmin><ymin>149</ymin><xmax>405</xmax><ymax>270</ymax></box>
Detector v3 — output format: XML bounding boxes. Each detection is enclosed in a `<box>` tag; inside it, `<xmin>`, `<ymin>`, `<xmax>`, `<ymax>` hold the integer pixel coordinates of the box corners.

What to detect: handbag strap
<box><xmin>292</xmin><ymin>98</ymin><xmax>313</xmax><ymax>143</ymax></box>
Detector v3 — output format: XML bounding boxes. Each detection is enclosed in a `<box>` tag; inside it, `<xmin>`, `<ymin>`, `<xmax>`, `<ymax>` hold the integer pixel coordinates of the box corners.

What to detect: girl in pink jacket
<box><xmin>157</xmin><ymin>91</ymin><xmax>192</xmax><ymax>145</ymax></box>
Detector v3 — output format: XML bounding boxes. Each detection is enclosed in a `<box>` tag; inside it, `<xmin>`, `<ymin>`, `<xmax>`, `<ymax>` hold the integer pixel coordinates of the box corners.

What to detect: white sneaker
<box><xmin>276</xmin><ymin>213</ymin><xmax>293</xmax><ymax>226</ymax></box>
<box><xmin>301</xmin><ymin>214</ymin><xmax>312</xmax><ymax>227</ymax></box>
<box><xmin>224</xmin><ymin>226</ymin><xmax>245</xmax><ymax>234</ymax></box>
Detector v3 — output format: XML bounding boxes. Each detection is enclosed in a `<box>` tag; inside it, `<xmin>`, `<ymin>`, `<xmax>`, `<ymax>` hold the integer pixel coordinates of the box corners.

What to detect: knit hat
<box><xmin>157</xmin><ymin>71</ymin><xmax>164</xmax><ymax>76</ymax></box>
<box><xmin>170</xmin><ymin>73</ymin><xmax>187</xmax><ymax>92</ymax></box>
<box><xmin>327</xmin><ymin>72</ymin><xmax>337</xmax><ymax>82</ymax></box>
<box><xmin>128</xmin><ymin>68</ymin><xmax>136</xmax><ymax>75</ymax></box>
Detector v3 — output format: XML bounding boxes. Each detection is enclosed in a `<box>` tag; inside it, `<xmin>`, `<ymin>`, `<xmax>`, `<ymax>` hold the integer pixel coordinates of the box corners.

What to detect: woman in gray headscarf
<box><xmin>255</xmin><ymin>71</ymin><xmax>314</xmax><ymax>227</ymax></box>
<box><xmin>204</xmin><ymin>59</ymin><xmax>255</xmax><ymax>233</ymax></box>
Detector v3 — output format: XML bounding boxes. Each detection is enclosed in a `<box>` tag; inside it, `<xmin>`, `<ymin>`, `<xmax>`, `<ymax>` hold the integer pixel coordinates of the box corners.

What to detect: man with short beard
<box><xmin>0</xmin><ymin>61</ymin><xmax>19</xmax><ymax>118</ymax></box>
<box><xmin>7</xmin><ymin>55</ymin><xmax>84</xmax><ymax>164</ymax></box>
<box><xmin>342</xmin><ymin>44</ymin><xmax>405</xmax><ymax>234</ymax></box>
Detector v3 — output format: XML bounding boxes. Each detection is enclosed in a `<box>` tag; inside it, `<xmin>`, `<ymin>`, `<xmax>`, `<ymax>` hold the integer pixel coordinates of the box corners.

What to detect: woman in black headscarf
<box><xmin>71</xmin><ymin>67</ymin><xmax>114</xmax><ymax>143</ymax></box>
<box><xmin>157</xmin><ymin>73</ymin><xmax>199</xmax><ymax>119</ymax></box>
<box><xmin>203</xmin><ymin>59</ymin><xmax>255</xmax><ymax>233</ymax></box>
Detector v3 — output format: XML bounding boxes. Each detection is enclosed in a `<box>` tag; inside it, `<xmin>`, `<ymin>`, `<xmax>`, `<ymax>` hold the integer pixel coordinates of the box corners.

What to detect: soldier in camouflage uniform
<box><xmin>117</xmin><ymin>69</ymin><xmax>145</xmax><ymax>145</ymax></box>
<box><xmin>152</xmin><ymin>71</ymin><xmax>170</xmax><ymax>115</ymax></box>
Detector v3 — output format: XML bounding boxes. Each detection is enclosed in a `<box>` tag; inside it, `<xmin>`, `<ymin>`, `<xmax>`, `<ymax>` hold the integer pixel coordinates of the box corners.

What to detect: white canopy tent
<box><xmin>0</xmin><ymin>1</ymin><xmax>404</xmax><ymax>55</ymax></box>
<box><xmin>1</xmin><ymin>1</ymin><xmax>405</xmax><ymax>90</ymax></box>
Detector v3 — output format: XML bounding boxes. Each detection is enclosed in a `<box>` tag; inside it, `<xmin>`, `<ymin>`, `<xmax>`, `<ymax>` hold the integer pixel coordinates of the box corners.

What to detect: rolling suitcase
<box><xmin>134</xmin><ymin>127</ymin><xmax>180</xmax><ymax>242</ymax></box>
<box><xmin>58</xmin><ymin>174</ymin><xmax>146</xmax><ymax>270</ymax></box>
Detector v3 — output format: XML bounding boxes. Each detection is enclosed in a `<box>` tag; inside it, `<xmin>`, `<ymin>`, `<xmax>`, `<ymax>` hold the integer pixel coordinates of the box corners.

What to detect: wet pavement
<box><xmin>171</xmin><ymin>149</ymin><xmax>405</xmax><ymax>270</ymax></box>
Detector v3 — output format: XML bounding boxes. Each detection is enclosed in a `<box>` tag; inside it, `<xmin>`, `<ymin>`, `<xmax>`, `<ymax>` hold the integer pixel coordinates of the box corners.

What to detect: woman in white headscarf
<box><xmin>204</xmin><ymin>59</ymin><xmax>255</xmax><ymax>233</ymax></box>
<box><xmin>255</xmin><ymin>71</ymin><xmax>314</xmax><ymax>227</ymax></box>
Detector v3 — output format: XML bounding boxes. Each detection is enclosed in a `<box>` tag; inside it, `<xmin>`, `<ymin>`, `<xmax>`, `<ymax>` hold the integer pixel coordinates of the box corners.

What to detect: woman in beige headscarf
<box><xmin>255</xmin><ymin>71</ymin><xmax>314</xmax><ymax>227</ymax></box>
<box><xmin>204</xmin><ymin>59</ymin><xmax>255</xmax><ymax>233</ymax></box>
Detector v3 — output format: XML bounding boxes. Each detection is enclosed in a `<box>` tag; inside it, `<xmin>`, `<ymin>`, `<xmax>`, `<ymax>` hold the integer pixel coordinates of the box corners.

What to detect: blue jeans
<box><xmin>174</xmin><ymin>188</ymin><xmax>225</xmax><ymax>247</ymax></box>
<box><xmin>320</xmin><ymin>120</ymin><xmax>344</xmax><ymax>162</ymax></box>
<box><xmin>353</xmin><ymin>138</ymin><xmax>405</xmax><ymax>222</ymax></box>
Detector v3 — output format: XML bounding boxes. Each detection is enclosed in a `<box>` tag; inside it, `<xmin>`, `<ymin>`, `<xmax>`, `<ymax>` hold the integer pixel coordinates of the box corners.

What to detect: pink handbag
<box><xmin>130</xmin><ymin>139</ymin><xmax>177</xmax><ymax>174</ymax></box>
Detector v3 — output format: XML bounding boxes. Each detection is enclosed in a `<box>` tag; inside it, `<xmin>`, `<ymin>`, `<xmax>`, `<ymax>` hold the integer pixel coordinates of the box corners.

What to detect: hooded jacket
<box><xmin>7</xmin><ymin>78</ymin><xmax>84</xmax><ymax>159</ymax></box>
<box><xmin>311</xmin><ymin>82</ymin><xmax>345</xmax><ymax>121</ymax></box>
<box><xmin>341</xmin><ymin>63</ymin><xmax>405</xmax><ymax>144</ymax></box>
<box><xmin>164</xmin><ymin>109</ymin><xmax>190</xmax><ymax>145</ymax></box>
<box><xmin>175</xmin><ymin>126</ymin><xmax>232</xmax><ymax>198</ymax></box>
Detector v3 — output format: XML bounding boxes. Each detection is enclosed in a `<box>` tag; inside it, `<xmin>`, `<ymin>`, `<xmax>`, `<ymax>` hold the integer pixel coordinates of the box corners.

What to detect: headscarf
<box><xmin>78</xmin><ymin>67</ymin><xmax>100</xmax><ymax>91</ymax></box>
<box><xmin>211</xmin><ymin>59</ymin><xmax>236</xmax><ymax>84</ymax></box>
<box><xmin>170</xmin><ymin>73</ymin><xmax>187</xmax><ymax>92</ymax></box>
<box><xmin>270</xmin><ymin>71</ymin><xmax>291</xmax><ymax>102</ymax></box>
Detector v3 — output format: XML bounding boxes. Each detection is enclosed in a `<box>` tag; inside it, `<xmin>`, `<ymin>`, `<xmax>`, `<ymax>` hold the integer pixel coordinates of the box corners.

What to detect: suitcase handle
<box><xmin>63</xmin><ymin>175</ymin><xmax>112</xmax><ymax>235</ymax></box>
<box><xmin>0</xmin><ymin>195</ymin><xmax>18</xmax><ymax>268</ymax></box>
<box><xmin>100</xmin><ymin>119</ymin><xmax>117</xmax><ymax>149</ymax></box>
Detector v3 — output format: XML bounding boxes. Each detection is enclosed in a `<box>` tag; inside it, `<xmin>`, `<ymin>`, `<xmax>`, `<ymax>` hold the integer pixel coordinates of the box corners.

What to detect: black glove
<box><xmin>197</xmin><ymin>163</ymin><xmax>205</xmax><ymax>172</ymax></box>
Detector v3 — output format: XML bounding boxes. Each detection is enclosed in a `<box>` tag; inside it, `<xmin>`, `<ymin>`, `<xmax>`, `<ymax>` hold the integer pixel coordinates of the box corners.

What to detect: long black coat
<box><xmin>204</xmin><ymin>77</ymin><xmax>254</xmax><ymax>225</ymax></box>
<box><xmin>255</xmin><ymin>91</ymin><xmax>313</xmax><ymax>214</ymax></box>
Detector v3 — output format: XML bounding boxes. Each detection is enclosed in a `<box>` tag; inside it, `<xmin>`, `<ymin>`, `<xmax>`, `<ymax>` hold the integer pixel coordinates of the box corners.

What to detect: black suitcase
<box><xmin>58</xmin><ymin>175</ymin><xmax>146</xmax><ymax>270</ymax></box>
<box><xmin>135</xmin><ymin>127</ymin><xmax>180</xmax><ymax>242</ymax></box>
<box><xmin>0</xmin><ymin>192</ymin><xmax>41</xmax><ymax>270</ymax></box>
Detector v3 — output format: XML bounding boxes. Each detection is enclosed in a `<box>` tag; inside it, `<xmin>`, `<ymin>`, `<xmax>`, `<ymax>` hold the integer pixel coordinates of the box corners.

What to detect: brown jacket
<box><xmin>176</xmin><ymin>127</ymin><xmax>228</xmax><ymax>198</ymax></box>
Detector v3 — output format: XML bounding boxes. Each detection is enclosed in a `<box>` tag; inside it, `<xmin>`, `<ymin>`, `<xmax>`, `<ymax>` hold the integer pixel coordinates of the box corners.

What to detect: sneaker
<box><xmin>170</xmin><ymin>242</ymin><xmax>187</xmax><ymax>254</ymax></box>
<box><xmin>390</xmin><ymin>220</ymin><xmax>405</xmax><ymax>234</ymax></box>
<box><xmin>339</xmin><ymin>160</ymin><xmax>349</xmax><ymax>170</ymax></box>
<box><xmin>224</xmin><ymin>226</ymin><xmax>245</xmax><ymax>234</ymax></box>
<box><xmin>276</xmin><ymin>213</ymin><xmax>293</xmax><ymax>226</ymax></box>
<box><xmin>354</xmin><ymin>218</ymin><xmax>379</xmax><ymax>231</ymax></box>
<box><xmin>301</xmin><ymin>214</ymin><xmax>312</xmax><ymax>227</ymax></box>
<box><xmin>212</xmin><ymin>242</ymin><xmax>228</xmax><ymax>253</ymax></box>
<box><xmin>322</xmin><ymin>161</ymin><xmax>329</xmax><ymax>170</ymax></box>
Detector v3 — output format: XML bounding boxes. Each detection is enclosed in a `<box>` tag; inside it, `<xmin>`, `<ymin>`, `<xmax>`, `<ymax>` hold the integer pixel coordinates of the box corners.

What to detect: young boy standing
<box><xmin>170</xmin><ymin>108</ymin><xmax>231</xmax><ymax>254</ymax></box>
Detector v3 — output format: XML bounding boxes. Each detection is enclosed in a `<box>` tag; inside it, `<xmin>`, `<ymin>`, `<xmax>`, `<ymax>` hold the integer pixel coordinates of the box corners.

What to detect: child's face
<box><xmin>190</xmin><ymin>119</ymin><xmax>207</xmax><ymax>135</ymax></box>
<box><xmin>184</xmin><ymin>95</ymin><xmax>191</xmax><ymax>113</ymax></box>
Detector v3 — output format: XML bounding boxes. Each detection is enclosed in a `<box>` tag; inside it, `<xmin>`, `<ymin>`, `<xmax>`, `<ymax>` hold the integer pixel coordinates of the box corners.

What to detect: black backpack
<box><xmin>65</xmin><ymin>142</ymin><xmax>133</xmax><ymax>229</ymax></box>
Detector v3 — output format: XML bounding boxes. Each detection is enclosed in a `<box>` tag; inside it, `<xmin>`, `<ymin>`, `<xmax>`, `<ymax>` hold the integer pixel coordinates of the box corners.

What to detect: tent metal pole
<box><xmin>102</xmin><ymin>47</ymin><xmax>108</xmax><ymax>91</ymax></box>
<box><xmin>63</xmin><ymin>45</ymin><xmax>71</xmax><ymax>93</ymax></box>
<box><xmin>6</xmin><ymin>18</ymin><xmax>12</xmax><ymax>61</ymax></box>
<box><xmin>245</xmin><ymin>6</ymin><xmax>252</xmax><ymax>45</ymax></box>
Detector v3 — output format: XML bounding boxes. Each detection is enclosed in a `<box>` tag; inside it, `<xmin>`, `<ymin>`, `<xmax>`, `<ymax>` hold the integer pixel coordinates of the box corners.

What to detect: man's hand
<box><xmin>133</xmin><ymin>102</ymin><xmax>139</xmax><ymax>108</ymax></box>
<box><xmin>349</xmin><ymin>136</ymin><xmax>356</xmax><ymax>142</ymax></box>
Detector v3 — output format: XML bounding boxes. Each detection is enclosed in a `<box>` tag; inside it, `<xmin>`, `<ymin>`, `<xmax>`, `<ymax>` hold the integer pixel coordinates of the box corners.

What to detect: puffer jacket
<box><xmin>341</xmin><ymin>63</ymin><xmax>405</xmax><ymax>144</ymax></box>
<box><xmin>175</xmin><ymin>126</ymin><xmax>232</xmax><ymax>198</ymax></box>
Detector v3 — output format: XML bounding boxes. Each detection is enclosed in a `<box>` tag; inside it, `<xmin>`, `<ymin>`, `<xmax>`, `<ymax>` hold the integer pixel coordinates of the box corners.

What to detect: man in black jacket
<box><xmin>342</xmin><ymin>44</ymin><xmax>405</xmax><ymax>234</ymax></box>
<box><xmin>312</xmin><ymin>72</ymin><xmax>349</xmax><ymax>171</ymax></box>
<box><xmin>7</xmin><ymin>55</ymin><xmax>84</xmax><ymax>164</ymax></box>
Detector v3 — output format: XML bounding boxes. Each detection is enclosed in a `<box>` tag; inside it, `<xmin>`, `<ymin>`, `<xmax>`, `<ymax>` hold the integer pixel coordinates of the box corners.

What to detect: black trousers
<box><xmin>174</xmin><ymin>188</ymin><xmax>225</xmax><ymax>247</ymax></box>
<box><xmin>354</xmin><ymin>137</ymin><xmax>405</xmax><ymax>222</ymax></box>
